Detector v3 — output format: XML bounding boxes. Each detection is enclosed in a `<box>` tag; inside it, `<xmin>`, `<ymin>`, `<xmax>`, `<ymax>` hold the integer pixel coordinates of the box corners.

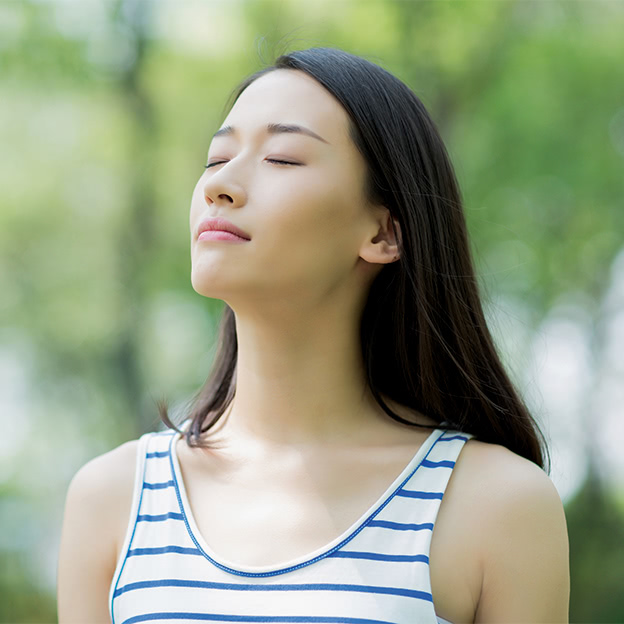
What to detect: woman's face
<box><xmin>190</xmin><ymin>69</ymin><xmax>386</xmax><ymax>308</ymax></box>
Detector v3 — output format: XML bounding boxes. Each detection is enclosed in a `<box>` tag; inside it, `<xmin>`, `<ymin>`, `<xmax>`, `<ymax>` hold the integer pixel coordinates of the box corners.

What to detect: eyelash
<box><xmin>204</xmin><ymin>158</ymin><xmax>300</xmax><ymax>169</ymax></box>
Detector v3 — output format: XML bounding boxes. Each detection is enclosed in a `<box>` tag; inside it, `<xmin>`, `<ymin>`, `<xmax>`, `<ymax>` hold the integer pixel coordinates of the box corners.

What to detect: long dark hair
<box><xmin>159</xmin><ymin>46</ymin><xmax>548</xmax><ymax>470</ymax></box>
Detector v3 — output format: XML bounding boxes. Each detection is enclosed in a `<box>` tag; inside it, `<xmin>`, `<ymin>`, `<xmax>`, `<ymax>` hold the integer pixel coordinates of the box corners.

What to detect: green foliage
<box><xmin>0</xmin><ymin>551</ymin><xmax>57</xmax><ymax>623</ymax></box>
<box><xmin>566</xmin><ymin>470</ymin><xmax>624</xmax><ymax>621</ymax></box>
<box><xmin>1</xmin><ymin>0</ymin><xmax>623</xmax><ymax>620</ymax></box>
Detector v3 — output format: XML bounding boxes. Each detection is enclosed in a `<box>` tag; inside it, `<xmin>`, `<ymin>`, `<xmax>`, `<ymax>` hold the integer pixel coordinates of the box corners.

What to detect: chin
<box><xmin>191</xmin><ymin>269</ymin><xmax>226</xmax><ymax>297</ymax></box>
<box><xmin>190</xmin><ymin>270</ymin><xmax>252</xmax><ymax>301</ymax></box>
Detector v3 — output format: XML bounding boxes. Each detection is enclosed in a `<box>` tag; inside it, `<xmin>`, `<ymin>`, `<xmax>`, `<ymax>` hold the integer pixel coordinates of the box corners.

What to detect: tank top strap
<box><xmin>109</xmin><ymin>429</ymin><xmax>183</xmax><ymax>623</ymax></box>
<box><xmin>400</xmin><ymin>429</ymin><xmax>473</xmax><ymax>508</ymax></box>
<box><xmin>132</xmin><ymin>429</ymin><xmax>181</xmax><ymax>524</ymax></box>
<box><xmin>394</xmin><ymin>429</ymin><xmax>473</xmax><ymax>556</ymax></box>
<box><xmin>141</xmin><ymin>429</ymin><xmax>177</xmax><ymax>485</ymax></box>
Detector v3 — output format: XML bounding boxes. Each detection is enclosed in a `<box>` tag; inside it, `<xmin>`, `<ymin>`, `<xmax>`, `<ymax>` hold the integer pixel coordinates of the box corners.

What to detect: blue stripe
<box><xmin>367</xmin><ymin>519</ymin><xmax>433</xmax><ymax>531</ymax></box>
<box><xmin>127</xmin><ymin>546</ymin><xmax>202</xmax><ymax>557</ymax></box>
<box><xmin>146</xmin><ymin>451</ymin><xmax>169</xmax><ymax>458</ymax></box>
<box><xmin>111</xmin><ymin>433</ymin><xmax>151</xmax><ymax>623</ymax></box>
<box><xmin>437</xmin><ymin>435</ymin><xmax>468</xmax><ymax>442</ymax></box>
<box><xmin>421</xmin><ymin>459</ymin><xmax>456</xmax><ymax>469</ymax></box>
<box><xmin>114</xmin><ymin>579</ymin><xmax>432</xmax><ymax>602</ymax></box>
<box><xmin>396</xmin><ymin>489</ymin><xmax>444</xmax><ymax>500</ymax></box>
<box><xmin>327</xmin><ymin>550</ymin><xmax>429</xmax><ymax>563</ymax></box>
<box><xmin>143</xmin><ymin>480</ymin><xmax>174</xmax><ymax>490</ymax></box>
<box><xmin>162</xmin><ymin>427</ymin><xmax>450</xmax><ymax>578</ymax></box>
<box><xmin>137</xmin><ymin>512</ymin><xmax>184</xmax><ymax>522</ymax></box>
<box><xmin>122</xmin><ymin>613</ymin><xmax>396</xmax><ymax>624</ymax></box>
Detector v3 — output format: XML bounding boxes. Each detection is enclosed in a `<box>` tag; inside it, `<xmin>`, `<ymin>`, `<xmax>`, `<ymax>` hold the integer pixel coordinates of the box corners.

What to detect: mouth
<box><xmin>197</xmin><ymin>230</ymin><xmax>250</xmax><ymax>243</ymax></box>
<box><xmin>196</xmin><ymin>217</ymin><xmax>251</xmax><ymax>241</ymax></box>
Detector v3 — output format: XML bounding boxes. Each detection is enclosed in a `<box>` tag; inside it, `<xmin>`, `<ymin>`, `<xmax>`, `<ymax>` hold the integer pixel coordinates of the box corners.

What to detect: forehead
<box><xmin>223</xmin><ymin>69</ymin><xmax>351</xmax><ymax>145</ymax></box>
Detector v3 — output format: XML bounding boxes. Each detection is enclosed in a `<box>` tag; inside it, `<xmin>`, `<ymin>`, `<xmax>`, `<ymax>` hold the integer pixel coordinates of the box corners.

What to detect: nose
<box><xmin>203</xmin><ymin>170</ymin><xmax>246</xmax><ymax>210</ymax></box>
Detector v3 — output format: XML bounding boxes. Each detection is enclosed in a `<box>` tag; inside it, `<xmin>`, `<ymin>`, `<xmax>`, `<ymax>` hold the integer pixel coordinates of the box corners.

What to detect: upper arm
<box><xmin>57</xmin><ymin>440</ymin><xmax>139</xmax><ymax>624</ymax></box>
<box><xmin>474</xmin><ymin>447</ymin><xmax>570</xmax><ymax>623</ymax></box>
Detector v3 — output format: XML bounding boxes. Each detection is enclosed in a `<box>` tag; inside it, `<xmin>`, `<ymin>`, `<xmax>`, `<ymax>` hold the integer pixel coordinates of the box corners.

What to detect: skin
<box><xmin>57</xmin><ymin>69</ymin><xmax>570</xmax><ymax>623</ymax></box>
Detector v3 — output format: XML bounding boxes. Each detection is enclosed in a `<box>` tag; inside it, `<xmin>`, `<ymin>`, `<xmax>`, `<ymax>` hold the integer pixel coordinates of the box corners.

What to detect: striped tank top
<box><xmin>109</xmin><ymin>426</ymin><xmax>473</xmax><ymax>624</ymax></box>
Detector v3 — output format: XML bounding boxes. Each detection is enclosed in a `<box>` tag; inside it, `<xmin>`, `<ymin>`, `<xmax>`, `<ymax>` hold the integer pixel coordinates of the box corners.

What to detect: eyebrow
<box><xmin>212</xmin><ymin>123</ymin><xmax>330</xmax><ymax>144</ymax></box>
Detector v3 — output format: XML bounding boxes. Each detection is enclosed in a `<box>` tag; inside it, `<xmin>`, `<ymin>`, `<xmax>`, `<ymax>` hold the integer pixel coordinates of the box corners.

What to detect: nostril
<box><xmin>205</xmin><ymin>193</ymin><xmax>235</xmax><ymax>204</ymax></box>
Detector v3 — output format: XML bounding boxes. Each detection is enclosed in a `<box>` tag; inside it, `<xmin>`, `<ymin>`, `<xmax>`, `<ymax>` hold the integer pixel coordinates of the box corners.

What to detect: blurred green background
<box><xmin>1</xmin><ymin>0</ymin><xmax>623</xmax><ymax>621</ymax></box>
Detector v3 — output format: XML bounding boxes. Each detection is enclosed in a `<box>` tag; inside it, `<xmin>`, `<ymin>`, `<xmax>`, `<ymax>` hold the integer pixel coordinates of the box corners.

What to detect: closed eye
<box><xmin>266</xmin><ymin>158</ymin><xmax>301</xmax><ymax>166</ymax></box>
<box><xmin>204</xmin><ymin>158</ymin><xmax>301</xmax><ymax>169</ymax></box>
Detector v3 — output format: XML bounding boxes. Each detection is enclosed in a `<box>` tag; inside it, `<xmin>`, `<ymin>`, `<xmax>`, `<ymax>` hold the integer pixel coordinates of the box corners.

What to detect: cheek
<box><xmin>269</xmin><ymin>171</ymin><xmax>361</xmax><ymax>237</ymax></box>
<box><xmin>259</xmin><ymin>174</ymin><xmax>364</xmax><ymax>277</ymax></box>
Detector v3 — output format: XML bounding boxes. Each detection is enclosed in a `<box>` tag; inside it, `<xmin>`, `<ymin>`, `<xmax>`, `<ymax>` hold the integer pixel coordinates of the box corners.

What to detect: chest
<box><xmin>180</xmin><ymin>448</ymin><xmax>416</xmax><ymax>567</ymax></box>
<box><xmin>115</xmin><ymin>432</ymin><xmax>474</xmax><ymax>622</ymax></box>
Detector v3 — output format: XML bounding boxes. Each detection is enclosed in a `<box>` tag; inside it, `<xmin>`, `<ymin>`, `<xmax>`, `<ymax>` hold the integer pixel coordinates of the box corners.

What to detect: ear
<box><xmin>359</xmin><ymin>208</ymin><xmax>401</xmax><ymax>265</ymax></box>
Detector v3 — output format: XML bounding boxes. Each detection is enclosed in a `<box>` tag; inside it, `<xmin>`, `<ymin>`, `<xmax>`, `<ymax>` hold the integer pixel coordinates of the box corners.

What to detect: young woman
<box><xmin>58</xmin><ymin>47</ymin><xmax>570</xmax><ymax>623</ymax></box>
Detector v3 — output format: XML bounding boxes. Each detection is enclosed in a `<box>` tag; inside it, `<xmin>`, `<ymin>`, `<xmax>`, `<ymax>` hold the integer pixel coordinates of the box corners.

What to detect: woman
<box><xmin>58</xmin><ymin>47</ymin><xmax>570</xmax><ymax>623</ymax></box>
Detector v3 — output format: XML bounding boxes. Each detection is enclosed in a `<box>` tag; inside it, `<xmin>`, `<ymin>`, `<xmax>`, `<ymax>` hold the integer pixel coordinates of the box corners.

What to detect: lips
<box><xmin>197</xmin><ymin>217</ymin><xmax>251</xmax><ymax>241</ymax></box>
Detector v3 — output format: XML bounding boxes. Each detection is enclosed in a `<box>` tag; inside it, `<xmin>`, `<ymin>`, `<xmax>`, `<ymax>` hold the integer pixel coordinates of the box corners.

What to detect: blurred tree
<box><xmin>566</xmin><ymin>468</ymin><xmax>624</xmax><ymax>621</ymax></box>
<box><xmin>106</xmin><ymin>0</ymin><xmax>160</xmax><ymax>435</ymax></box>
<box><xmin>0</xmin><ymin>0</ymin><xmax>623</xmax><ymax>621</ymax></box>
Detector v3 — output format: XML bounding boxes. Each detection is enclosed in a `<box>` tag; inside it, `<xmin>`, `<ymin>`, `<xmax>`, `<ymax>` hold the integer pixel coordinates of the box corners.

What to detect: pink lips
<box><xmin>198</xmin><ymin>230</ymin><xmax>249</xmax><ymax>243</ymax></box>
<box><xmin>196</xmin><ymin>217</ymin><xmax>251</xmax><ymax>242</ymax></box>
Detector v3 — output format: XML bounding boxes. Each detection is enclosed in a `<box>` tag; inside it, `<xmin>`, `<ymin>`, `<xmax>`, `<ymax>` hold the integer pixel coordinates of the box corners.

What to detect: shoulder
<box><xmin>450</xmin><ymin>438</ymin><xmax>570</xmax><ymax>621</ymax></box>
<box><xmin>453</xmin><ymin>437</ymin><xmax>550</xmax><ymax>485</ymax></box>
<box><xmin>62</xmin><ymin>438</ymin><xmax>144</xmax><ymax>567</ymax></box>
<box><xmin>450</xmin><ymin>438</ymin><xmax>567</xmax><ymax>544</ymax></box>
<box><xmin>57</xmin><ymin>438</ymin><xmax>143</xmax><ymax>623</ymax></box>
<box><xmin>66</xmin><ymin>438</ymin><xmax>140</xmax><ymax>515</ymax></box>
<box><xmin>452</xmin><ymin>438</ymin><xmax>565</xmax><ymax>522</ymax></box>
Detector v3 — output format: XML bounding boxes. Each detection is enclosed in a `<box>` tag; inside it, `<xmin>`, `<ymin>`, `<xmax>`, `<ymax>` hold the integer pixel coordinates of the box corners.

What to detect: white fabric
<box><xmin>109</xmin><ymin>427</ymin><xmax>472</xmax><ymax>624</ymax></box>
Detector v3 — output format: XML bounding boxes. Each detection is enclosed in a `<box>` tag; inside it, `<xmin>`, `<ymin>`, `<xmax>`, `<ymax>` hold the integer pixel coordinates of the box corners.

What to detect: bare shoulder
<box><xmin>58</xmin><ymin>439</ymin><xmax>140</xmax><ymax>623</ymax></box>
<box><xmin>440</xmin><ymin>438</ymin><xmax>570</xmax><ymax>622</ymax></box>
<box><xmin>448</xmin><ymin>438</ymin><xmax>567</xmax><ymax>541</ymax></box>
<box><xmin>66</xmin><ymin>440</ymin><xmax>139</xmax><ymax>538</ymax></box>
<box><xmin>68</xmin><ymin>438</ymin><xmax>139</xmax><ymax>496</ymax></box>
<box><xmin>452</xmin><ymin>437</ymin><xmax>558</xmax><ymax>497</ymax></box>
<box><xmin>453</xmin><ymin>439</ymin><xmax>567</xmax><ymax>536</ymax></box>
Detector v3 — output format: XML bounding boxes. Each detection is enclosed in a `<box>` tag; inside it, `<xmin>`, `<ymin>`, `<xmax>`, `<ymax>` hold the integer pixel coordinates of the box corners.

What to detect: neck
<box><xmin>212</xmin><ymin>295</ymin><xmax>386</xmax><ymax>451</ymax></box>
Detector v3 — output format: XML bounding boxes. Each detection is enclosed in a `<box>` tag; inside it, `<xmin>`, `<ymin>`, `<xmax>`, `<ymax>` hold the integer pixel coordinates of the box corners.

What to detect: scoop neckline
<box><xmin>168</xmin><ymin>426</ymin><xmax>445</xmax><ymax>576</ymax></box>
